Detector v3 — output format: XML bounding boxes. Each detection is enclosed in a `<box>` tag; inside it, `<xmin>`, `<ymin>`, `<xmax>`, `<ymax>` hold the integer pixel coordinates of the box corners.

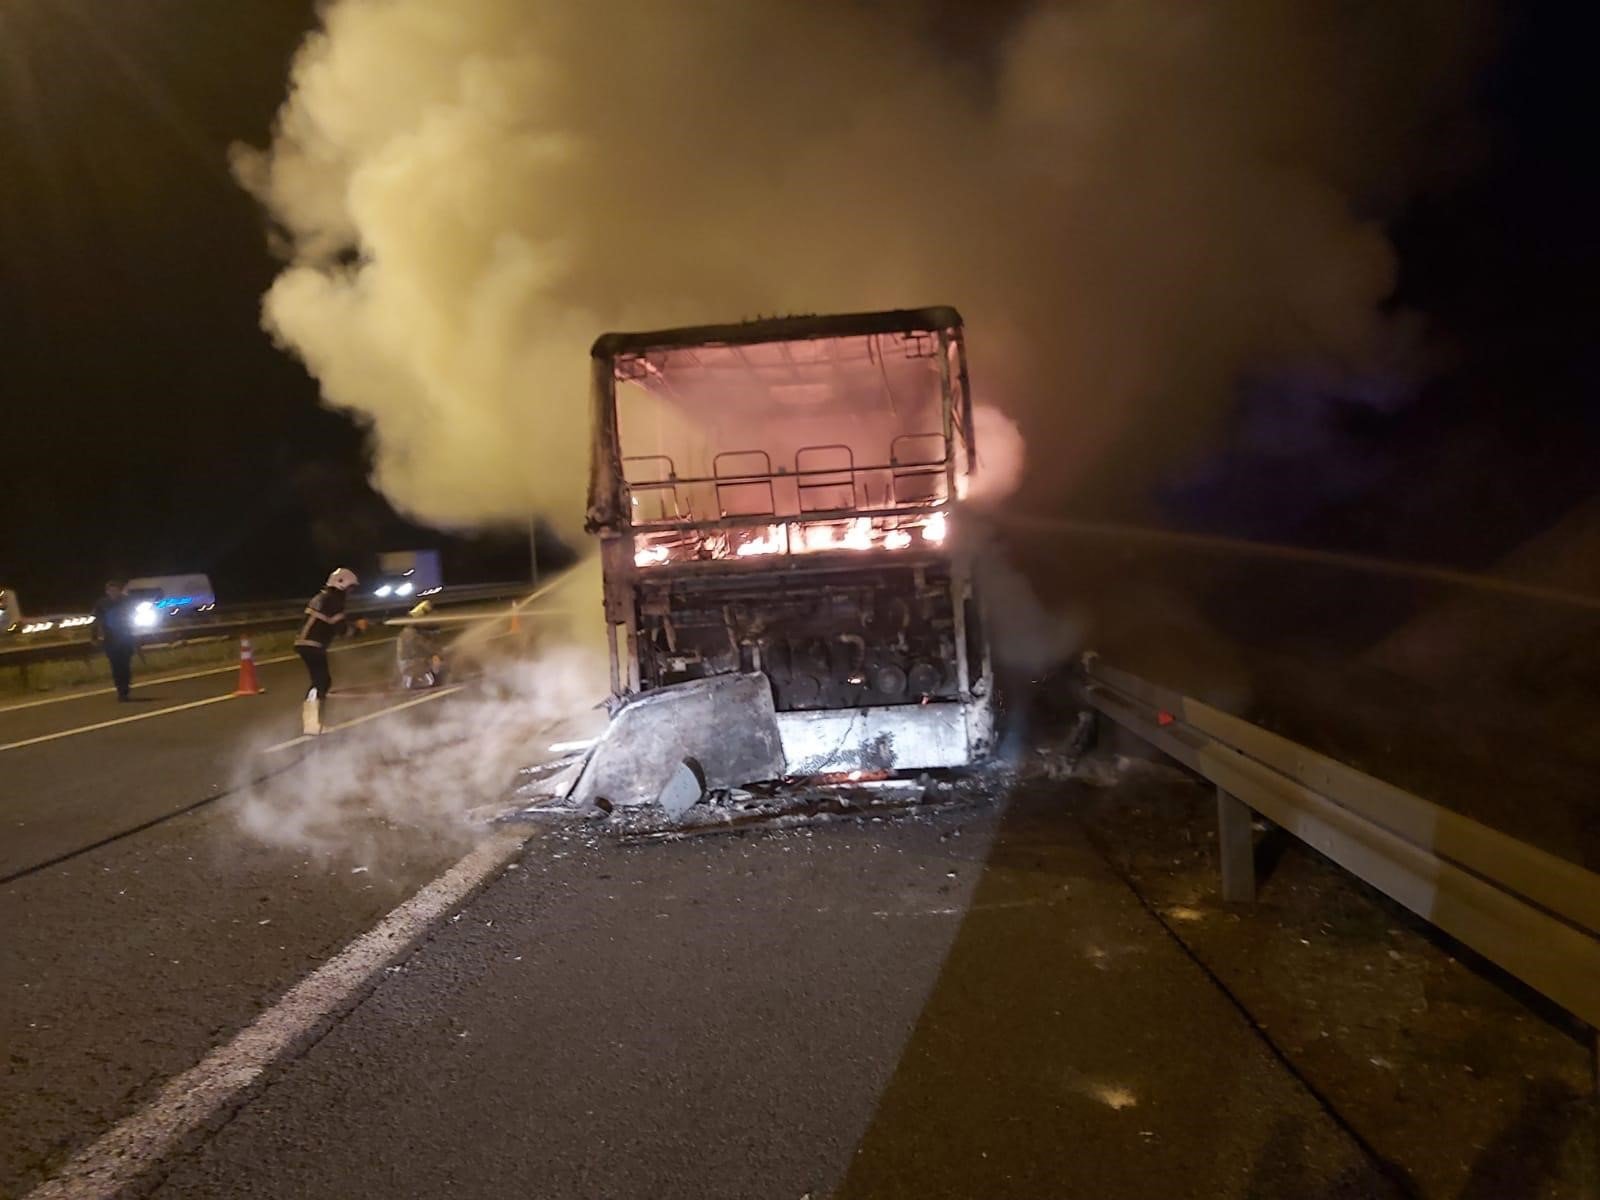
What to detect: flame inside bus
<box><xmin>632</xmin><ymin>511</ymin><xmax>948</xmax><ymax>567</ymax></box>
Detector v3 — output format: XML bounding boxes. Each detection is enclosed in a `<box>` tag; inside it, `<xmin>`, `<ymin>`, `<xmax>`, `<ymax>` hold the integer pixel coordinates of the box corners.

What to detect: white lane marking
<box><xmin>0</xmin><ymin>637</ymin><xmax>399</xmax><ymax>714</ymax></box>
<box><xmin>24</xmin><ymin>827</ymin><xmax>528</xmax><ymax>1200</ymax></box>
<box><xmin>549</xmin><ymin>738</ymin><xmax>597</xmax><ymax>753</ymax></box>
<box><xmin>260</xmin><ymin>685</ymin><xmax>465</xmax><ymax>755</ymax></box>
<box><xmin>0</xmin><ymin>694</ymin><xmax>241</xmax><ymax>754</ymax></box>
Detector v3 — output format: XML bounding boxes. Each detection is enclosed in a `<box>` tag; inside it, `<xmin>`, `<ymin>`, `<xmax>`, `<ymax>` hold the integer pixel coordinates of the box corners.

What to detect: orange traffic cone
<box><xmin>234</xmin><ymin>637</ymin><xmax>265</xmax><ymax>696</ymax></box>
<box><xmin>509</xmin><ymin>601</ymin><xmax>520</xmax><ymax>634</ymax></box>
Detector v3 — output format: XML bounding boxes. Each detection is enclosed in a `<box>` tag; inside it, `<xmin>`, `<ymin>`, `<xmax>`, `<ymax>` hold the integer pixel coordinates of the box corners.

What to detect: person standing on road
<box><xmin>90</xmin><ymin>580</ymin><xmax>138</xmax><ymax>701</ymax></box>
<box><xmin>295</xmin><ymin>567</ymin><xmax>364</xmax><ymax>734</ymax></box>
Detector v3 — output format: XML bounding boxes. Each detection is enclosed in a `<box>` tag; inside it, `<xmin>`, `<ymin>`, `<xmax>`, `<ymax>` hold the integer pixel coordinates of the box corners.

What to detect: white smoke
<box><xmin>236</xmin><ymin>0</ymin><xmax>1485</xmax><ymax>530</ymax></box>
<box><xmin>967</xmin><ymin>404</ymin><xmax>1027</xmax><ymax>507</ymax></box>
<box><xmin>236</xmin><ymin>642</ymin><xmax>606</xmax><ymax>867</ymax></box>
<box><xmin>234</xmin><ymin>558</ymin><xmax>608</xmax><ymax>864</ymax></box>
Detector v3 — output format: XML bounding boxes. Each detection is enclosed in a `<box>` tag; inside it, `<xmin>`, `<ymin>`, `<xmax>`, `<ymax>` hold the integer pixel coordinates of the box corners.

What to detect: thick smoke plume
<box><xmin>237</xmin><ymin>0</ymin><xmax>1483</xmax><ymax>530</ymax></box>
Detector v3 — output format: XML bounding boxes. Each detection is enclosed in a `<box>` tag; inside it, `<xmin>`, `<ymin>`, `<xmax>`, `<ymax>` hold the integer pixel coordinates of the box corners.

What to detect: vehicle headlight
<box><xmin>375</xmin><ymin>585</ymin><xmax>393</xmax><ymax>598</ymax></box>
<box><xmin>133</xmin><ymin>602</ymin><xmax>159</xmax><ymax>628</ymax></box>
<box><xmin>396</xmin><ymin>582</ymin><xmax>414</xmax><ymax>596</ymax></box>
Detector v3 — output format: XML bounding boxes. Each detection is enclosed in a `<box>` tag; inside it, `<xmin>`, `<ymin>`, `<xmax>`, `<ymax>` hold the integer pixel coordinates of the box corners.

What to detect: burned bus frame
<box><xmin>585</xmin><ymin>306</ymin><xmax>994</xmax><ymax>774</ymax></box>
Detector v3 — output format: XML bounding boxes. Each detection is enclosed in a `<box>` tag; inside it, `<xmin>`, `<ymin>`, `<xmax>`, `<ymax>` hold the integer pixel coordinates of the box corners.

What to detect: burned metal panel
<box><xmin>948</xmin><ymin>328</ymin><xmax>977</xmax><ymax>477</ymax></box>
<box><xmin>589</xmin><ymin>306</ymin><xmax>964</xmax><ymax>362</ymax></box>
<box><xmin>937</xmin><ymin>330</ymin><xmax>959</xmax><ymax>505</ymax></box>
<box><xmin>570</xmin><ymin>672</ymin><xmax>785</xmax><ymax>809</ymax></box>
<box><xmin>586</xmin><ymin>354</ymin><xmax>625</xmax><ymax>532</ymax></box>
<box><xmin>961</xmin><ymin>671</ymin><xmax>998</xmax><ymax>764</ymax></box>
<box><xmin>776</xmin><ymin>704</ymin><xmax>971</xmax><ymax>775</ymax></box>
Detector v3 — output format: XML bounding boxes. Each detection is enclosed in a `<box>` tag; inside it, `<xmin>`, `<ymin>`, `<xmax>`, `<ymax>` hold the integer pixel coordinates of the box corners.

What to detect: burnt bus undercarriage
<box><xmin>585</xmin><ymin>306</ymin><xmax>994</xmax><ymax>775</ymax></box>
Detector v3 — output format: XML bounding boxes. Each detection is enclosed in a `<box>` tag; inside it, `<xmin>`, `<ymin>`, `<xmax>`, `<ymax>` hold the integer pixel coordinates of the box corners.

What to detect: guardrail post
<box><xmin>1088</xmin><ymin>655</ymin><xmax>1600</xmax><ymax>1037</ymax></box>
<box><xmin>1216</xmin><ymin>785</ymin><xmax>1256</xmax><ymax>902</ymax></box>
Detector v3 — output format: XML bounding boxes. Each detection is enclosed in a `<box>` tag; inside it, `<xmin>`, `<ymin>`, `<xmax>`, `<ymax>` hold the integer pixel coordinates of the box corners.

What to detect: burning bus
<box><xmin>584</xmin><ymin>306</ymin><xmax>994</xmax><ymax>777</ymax></box>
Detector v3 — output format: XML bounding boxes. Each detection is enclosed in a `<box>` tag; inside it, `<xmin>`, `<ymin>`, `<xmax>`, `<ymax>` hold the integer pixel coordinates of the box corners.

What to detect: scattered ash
<box><xmin>485</xmin><ymin>700</ymin><xmax>1112</xmax><ymax>841</ymax></box>
<box><xmin>468</xmin><ymin>698</ymin><xmax>1199</xmax><ymax>850</ymax></box>
<box><xmin>608</xmin><ymin>773</ymin><xmax>996</xmax><ymax>843</ymax></box>
<box><xmin>495</xmin><ymin>761</ymin><xmax>1001</xmax><ymax>843</ymax></box>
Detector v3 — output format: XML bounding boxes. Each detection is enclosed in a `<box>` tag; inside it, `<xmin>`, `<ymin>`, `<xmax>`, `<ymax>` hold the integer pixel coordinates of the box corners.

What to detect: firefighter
<box><xmin>295</xmin><ymin>567</ymin><xmax>364</xmax><ymax>734</ymax></box>
<box><xmin>396</xmin><ymin>599</ymin><xmax>447</xmax><ymax>689</ymax></box>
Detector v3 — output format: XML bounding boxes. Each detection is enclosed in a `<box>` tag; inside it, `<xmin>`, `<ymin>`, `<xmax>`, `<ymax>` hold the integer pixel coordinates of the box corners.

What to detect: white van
<box><xmin>123</xmin><ymin>574</ymin><xmax>216</xmax><ymax>628</ymax></box>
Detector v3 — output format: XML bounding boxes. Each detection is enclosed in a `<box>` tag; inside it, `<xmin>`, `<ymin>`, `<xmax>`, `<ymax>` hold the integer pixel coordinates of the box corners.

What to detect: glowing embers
<box><xmin>632</xmin><ymin>511</ymin><xmax>951</xmax><ymax>568</ymax></box>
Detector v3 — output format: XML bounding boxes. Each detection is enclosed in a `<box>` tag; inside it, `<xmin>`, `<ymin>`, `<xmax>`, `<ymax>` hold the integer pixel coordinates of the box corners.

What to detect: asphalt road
<box><xmin>146</xmin><ymin>791</ymin><xmax>1393</xmax><ymax>1200</ymax></box>
<box><xmin>0</xmin><ymin>637</ymin><xmax>420</xmax><ymax>877</ymax></box>
<box><xmin>0</xmin><ymin>638</ymin><xmax>477</xmax><ymax>1196</ymax></box>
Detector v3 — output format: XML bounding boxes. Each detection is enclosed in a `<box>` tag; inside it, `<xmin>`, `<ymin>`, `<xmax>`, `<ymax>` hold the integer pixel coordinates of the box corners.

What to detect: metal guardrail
<box><xmin>0</xmin><ymin>583</ymin><xmax>533</xmax><ymax>675</ymax></box>
<box><xmin>1082</xmin><ymin>653</ymin><xmax>1600</xmax><ymax>1039</ymax></box>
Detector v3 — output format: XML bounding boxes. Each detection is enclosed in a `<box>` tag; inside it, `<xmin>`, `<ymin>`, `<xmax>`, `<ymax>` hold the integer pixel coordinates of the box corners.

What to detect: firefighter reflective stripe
<box><xmin>295</xmin><ymin>590</ymin><xmax>349</xmax><ymax>648</ymax></box>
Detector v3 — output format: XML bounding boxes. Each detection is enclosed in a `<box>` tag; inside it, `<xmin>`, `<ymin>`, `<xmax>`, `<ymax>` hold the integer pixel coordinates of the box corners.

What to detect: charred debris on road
<box><xmin>497</xmin><ymin>673</ymin><xmax>1096</xmax><ymax>843</ymax></box>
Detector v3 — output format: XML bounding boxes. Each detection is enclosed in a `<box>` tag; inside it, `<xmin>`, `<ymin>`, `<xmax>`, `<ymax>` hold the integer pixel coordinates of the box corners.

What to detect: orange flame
<box><xmin>635</xmin><ymin>512</ymin><xmax>949</xmax><ymax>567</ymax></box>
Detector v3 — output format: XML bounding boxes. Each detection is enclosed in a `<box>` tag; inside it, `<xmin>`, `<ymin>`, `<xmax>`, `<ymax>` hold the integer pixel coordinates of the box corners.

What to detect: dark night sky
<box><xmin>2</xmin><ymin>2</ymin><xmax>338</xmax><ymax>607</ymax></box>
<box><xmin>1161</xmin><ymin>1</ymin><xmax>1600</xmax><ymax>574</ymax></box>
<box><xmin>1</xmin><ymin>0</ymin><xmax>1597</xmax><ymax>610</ymax></box>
